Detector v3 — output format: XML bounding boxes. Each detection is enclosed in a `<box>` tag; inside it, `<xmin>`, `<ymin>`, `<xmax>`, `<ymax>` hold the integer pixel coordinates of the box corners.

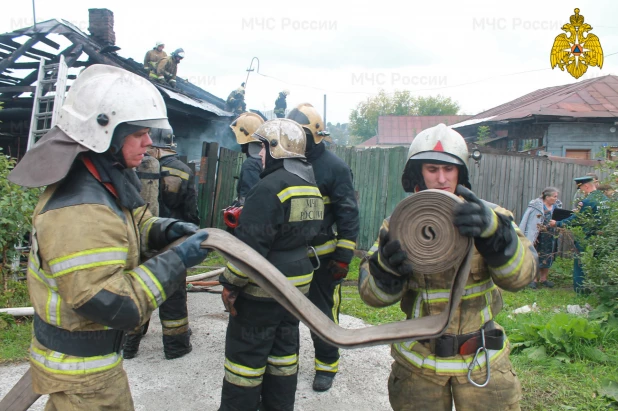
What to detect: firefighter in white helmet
<box><xmin>144</xmin><ymin>41</ymin><xmax>167</xmax><ymax>73</ymax></box>
<box><xmin>358</xmin><ymin>123</ymin><xmax>537</xmax><ymax>411</ymax></box>
<box><xmin>219</xmin><ymin>119</ymin><xmax>323</xmax><ymax>410</ymax></box>
<box><xmin>8</xmin><ymin>64</ymin><xmax>210</xmax><ymax>410</ymax></box>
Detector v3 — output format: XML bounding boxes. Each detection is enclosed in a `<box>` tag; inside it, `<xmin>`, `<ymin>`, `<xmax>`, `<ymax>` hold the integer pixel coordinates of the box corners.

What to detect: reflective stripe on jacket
<box><xmin>27</xmin><ymin>160</ymin><xmax>186</xmax><ymax>393</ymax></box>
<box><xmin>358</xmin><ymin>202</ymin><xmax>537</xmax><ymax>378</ymax></box>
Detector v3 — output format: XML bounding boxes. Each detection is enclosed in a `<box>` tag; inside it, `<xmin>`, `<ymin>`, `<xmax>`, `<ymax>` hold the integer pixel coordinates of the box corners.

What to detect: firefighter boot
<box><xmin>312</xmin><ymin>371</ymin><xmax>336</xmax><ymax>392</ymax></box>
<box><xmin>163</xmin><ymin>330</ymin><xmax>192</xmax><ymax>360</ymax></box>
<box><xmin>123</xmin><ymin>332</ymin><xmax>143</xmax><ymax>359</ymax></box>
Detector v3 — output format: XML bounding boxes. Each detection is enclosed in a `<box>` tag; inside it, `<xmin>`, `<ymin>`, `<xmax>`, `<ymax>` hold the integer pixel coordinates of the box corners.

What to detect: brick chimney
<box><xmin>88</xmin><ymin>8</ymin><xmax>116</xmax><ymax>46</ymax></box>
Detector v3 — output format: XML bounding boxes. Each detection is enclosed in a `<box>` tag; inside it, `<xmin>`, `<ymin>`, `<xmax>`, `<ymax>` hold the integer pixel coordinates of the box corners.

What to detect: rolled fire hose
<box><xmin>0</xmin><ymin>190</ymin><xmax>472</xmax><ymax>410</ymax></box>
<box><xmin>202</xmin><ymin>189</ymin><xmax>473</xmax><ymax>348</ymax></box>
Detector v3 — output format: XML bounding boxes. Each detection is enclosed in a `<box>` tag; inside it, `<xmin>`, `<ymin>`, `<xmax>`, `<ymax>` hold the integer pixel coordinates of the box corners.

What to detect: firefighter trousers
<box><xmin>220</xmin><ymin>296</ymin><xmax>300</xmax><ymax>411</ymax></box>
<box><xmin>387</xmin><ymin>358</ymin><xmax>522</xmax><ymax>411</ymax></box>
<box><xmin>308</xmin><ymin>259</ymin><xmax>342</xmax><ymax>375</ymax></box>
<box><xmin>44</xmin><ymin>368</ymin><xmax>134</xmax><ymax>411</ymax></box>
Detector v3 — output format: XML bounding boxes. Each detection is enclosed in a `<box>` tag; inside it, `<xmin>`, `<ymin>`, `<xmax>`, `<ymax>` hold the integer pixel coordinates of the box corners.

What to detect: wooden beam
<box><xmin>25</xmin><ymin>47</ymin><xmax>56</xmax><ymax>60</ymax></box>
<box><xmin>37</xmin><ymin>36</ymin><xmax>60</xmax><ymax>50</ymax></box>
<box><xmin>0</xmin><ymin>35</ymin><xmax>41</xmax><ymax>74</ymax></box>
<box><xmin>0</xmin><ymin>86</ymin><xmax>36</xmax><ymax>93</ymax></box>
<box><xmin>11</xmin><ymin>62</ymin><xmax>41</xmax><ymax>70</ymax></box>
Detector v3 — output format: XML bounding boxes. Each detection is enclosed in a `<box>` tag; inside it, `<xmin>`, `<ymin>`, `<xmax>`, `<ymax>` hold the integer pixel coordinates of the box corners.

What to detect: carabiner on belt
<box><xmin>308</xmin><ymin>246</ymin><xmax>321</xmax><ymax>270</ymax></box>
<box><xmin>467</xmin><ymin>327</ymin><xmax>491</xmax><ymax>388</ymax></box>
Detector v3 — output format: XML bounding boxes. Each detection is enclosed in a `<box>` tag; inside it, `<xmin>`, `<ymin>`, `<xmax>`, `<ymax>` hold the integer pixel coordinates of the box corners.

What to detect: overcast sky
<box><xmin>3</xmin><ymin>0</ymin><xmax>618</xmax><ymax>124</ymax></box>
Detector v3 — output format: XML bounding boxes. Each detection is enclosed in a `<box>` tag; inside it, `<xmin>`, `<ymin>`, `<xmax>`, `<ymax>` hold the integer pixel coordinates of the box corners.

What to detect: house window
<box><xmin>565</xmin><ymin>149</ymin><xmax>591</xmax><ymax>159</ymax></box>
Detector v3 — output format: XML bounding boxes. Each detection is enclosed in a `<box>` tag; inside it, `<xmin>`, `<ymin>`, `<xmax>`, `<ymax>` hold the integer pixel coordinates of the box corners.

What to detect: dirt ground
<box><xmin>0</xmin><ymin>291</ymin><xmax>393</xmax><ymax>410</ymax></box>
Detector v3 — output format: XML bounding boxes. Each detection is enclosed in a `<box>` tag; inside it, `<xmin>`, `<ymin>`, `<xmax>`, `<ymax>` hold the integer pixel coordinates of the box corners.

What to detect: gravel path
<box><xmin>0</xmin><ymin>291</ymin><xmax>393</xmax><ymax>410</ymax></box>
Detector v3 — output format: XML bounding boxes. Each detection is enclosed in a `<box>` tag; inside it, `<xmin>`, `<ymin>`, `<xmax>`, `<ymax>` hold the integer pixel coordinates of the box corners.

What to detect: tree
<box><xmin>415</xmin><ymin>95</ymin><xmax>460</xmax><ymax>116</ymax></box>
<box><xmin>349</xmin><ymin>91</ymin><xmax>460</xmax><ymax>144</ymax></box>
<box><xmin>0</xmin><ymin>142</ymin><xmax>41</xmax><ymax>291</ymax></box>
<box><xmin>476</xmin><ymin>126</ymin><xmax>491</xmax><ymax>145</ymax></box>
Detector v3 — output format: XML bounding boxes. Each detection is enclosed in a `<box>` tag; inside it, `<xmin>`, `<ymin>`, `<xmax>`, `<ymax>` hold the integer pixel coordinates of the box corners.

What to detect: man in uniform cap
<box><xmin>551</xmin><ymin>175</ymin><xmax>608</xmax><ymax>293</ymax></box>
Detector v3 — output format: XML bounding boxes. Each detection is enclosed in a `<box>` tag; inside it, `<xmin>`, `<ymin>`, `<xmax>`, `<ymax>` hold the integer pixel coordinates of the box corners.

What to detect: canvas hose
<box><xmin>1</xmin><ymin>191</ymin><xmax>474</xmax><ymax>411</ymax></box>
<box><xmin>389</xmin><ymin>189</ymin><xmax>472</xmax><ymax>275</ymax></box>
<box><xmin>192</xmin><ymin>189</ymin><xmax>474</xmax><ymax>349</ymax></box>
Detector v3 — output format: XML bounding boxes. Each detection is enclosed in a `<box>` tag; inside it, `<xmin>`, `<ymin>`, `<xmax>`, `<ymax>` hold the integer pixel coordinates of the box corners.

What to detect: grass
<box><xmin>339</xmin><ymin>257</ymin><xmax>618</xmax><ymax>410</ymax></box>
<box><xmin>0</xmin><ymin>280</ymin><xmax>32</xmax><ymax>363</ymax></box>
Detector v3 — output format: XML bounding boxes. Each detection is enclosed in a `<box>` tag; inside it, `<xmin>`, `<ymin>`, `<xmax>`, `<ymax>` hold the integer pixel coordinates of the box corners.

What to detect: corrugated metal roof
<box><xmin>360</xmin><ymin>115</ymin><xmax>472</xmax><ymax>146</ymax></box>
<box><xmin>453</xmin><ymin>75</ymin><xmax>618</xmax><ymax>128</ymax></box>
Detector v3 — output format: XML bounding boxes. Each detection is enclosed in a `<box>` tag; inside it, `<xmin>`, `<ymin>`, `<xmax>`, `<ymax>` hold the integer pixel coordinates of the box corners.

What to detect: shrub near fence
<box><xmin>198</xmin><ymin>143</ymin><xmax>604</xmax><ymax>251</ymax></box>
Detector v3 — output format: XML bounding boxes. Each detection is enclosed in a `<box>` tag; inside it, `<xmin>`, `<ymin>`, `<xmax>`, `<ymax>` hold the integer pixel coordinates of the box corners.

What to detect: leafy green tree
<box><xmin>349</xmin><ymin>91</ymin><xmax>459</xmax><ymax>144</ymax></box>
<box><xmin>0</xmin><ymin>148</ymin><xmax>41</xmax><ymax>291</ymax></box>
<box><xmin>415</xmin><ymin>95</ymin><xmax>460</xmax><ymax>116</ymax></box>
<box><xmin>476</xmin><ymin>125</ymin><xmax>491</xmax><ymax>145</ymax></box>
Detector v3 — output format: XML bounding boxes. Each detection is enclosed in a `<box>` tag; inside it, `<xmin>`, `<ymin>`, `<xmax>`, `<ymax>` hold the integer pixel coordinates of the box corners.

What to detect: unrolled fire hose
<box><xmin>0</xmin><ymin>190</ymin><xmax>474</xmax><ymax>410</ymax></box>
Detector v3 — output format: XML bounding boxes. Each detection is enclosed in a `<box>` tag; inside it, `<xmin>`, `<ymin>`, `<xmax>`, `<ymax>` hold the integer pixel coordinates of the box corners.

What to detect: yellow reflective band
<box><xmin>315</xmin><ymin>358</ymin><xmax>339</xmax><ymax>372</ymax></box>
<box><xmin>162</xmin><ymin>166</ymin><xmax>189</xmax><ymax>180</ymax></box>
<box><xmin>224</xmin><ymin>358</ymin><xmax>266</xmax><ymax>377</ymax></box>
<box><xmin>30</xmin><ymin>345</ymin><xmax>122</xmax><ymax>375</ymax></box>
<box><xmin>130</xmin><ymin>265</ymin><xmax>166</xmax><ymax>307</ymax></box>
<box><xmin>140</xmin><ymin>217</ymin><xmax>158</xmax><ymax>250</ymax></box>
<box><xmin>367</xmin><ymin>240</ymin><xmax>379</xmax><ymax>257</ymax></box>
<box><xmin>490</xmin><ymin>238</ymin><xmax>524</xmax><ymax>278</ymax></box>
<box><xmin>323</xmin><ymin>196</ymin><xmax>331</xmax><ymax>205</ymax></box>
<box><xmin>224</xmin><ymin>369</ymin><xmax>263</xmax><ymax>387</ymax></box>
<box><xmin>45</xmin><ymin>288</ymin><xmax>61</xmax><ymax>326</ymax></box>
<box><xmin>309</xmin><ymin>239</ymin><xmax>337</xmax><ymax>257</ymax></box>
<box><xmin>267</xmin><ymin>354</ymin><xmax>298</xmax><ymax>366</ymax></box>
<box><xmin>368</xmin><ymin>274</ymin><xmax>400</xmax><ymax>305</ymax></box>
<box><xmin>226</xmin><ymin>262</ymin><xmax>247</xmax><ymax>278</ymax></box>
<box><xmin>161</xmin><ymin>317</ymin><xmax>189</xmax><ymax>328</ymax></box>
<box><xmin>288</xmin><ymin>272</ymin><xmax>313</xmax><ymax>287</ymax></box>
<box><xmin>49</xmin><ymin>247</ymin><xmax>128</xmax><ymax>278</ymax></box>
<box><xmin>393</xmin><ymin>339</ymin><xmax>506</xmax><ymax>373</ymax></box>
<box><xmin>277</xmin><ymin>186</ymin><xmax>322</xmax><ymax>203</ymax></box>
<box><xmin>462</xmin><ymin>279</ymin><xmax>496</xmax><ymax>300</ymax></box>
<box><xmin>28</xmin><ymin>260</ymin><xmax>57</xmax><ymax>290</ymax></box>
<box><xmin>332</xmin><ymin>283</ymin><xmax>341</xmax><ymax>325</ymax></box>
<box><xmin>337</xmin><ymin>239</ymin><xmax>356</xmax><ymax>251</ymax></box>
<box><xmin>480</xmin><ymin>210</ymin><xmax>499</xmax><ymax>238</ymax></box>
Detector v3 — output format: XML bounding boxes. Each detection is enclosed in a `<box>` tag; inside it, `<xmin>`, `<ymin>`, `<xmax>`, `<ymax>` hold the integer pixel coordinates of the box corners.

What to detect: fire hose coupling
<box><xmin>223</xmin><ymin>206</ymin><xmax>242</xmax><ymax>228</ymax></box>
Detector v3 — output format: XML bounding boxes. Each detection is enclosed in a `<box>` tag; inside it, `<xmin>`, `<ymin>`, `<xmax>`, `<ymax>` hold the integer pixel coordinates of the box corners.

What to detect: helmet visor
<box><xmin>409</xmin><ymin>151</ymin><xmax>464</xmax><ymax>165</ymax></box>
<box><xmin>128</xmin><ymin>119</ymin><xmax>171</xmax><ymax>129</ymax></box>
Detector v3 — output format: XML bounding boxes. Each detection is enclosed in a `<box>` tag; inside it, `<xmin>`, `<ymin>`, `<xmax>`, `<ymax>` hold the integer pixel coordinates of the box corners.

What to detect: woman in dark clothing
<box><xmin>520</xmin><ymin>187</ymin><xmax>562</xmax><ymax>288</ymax></box>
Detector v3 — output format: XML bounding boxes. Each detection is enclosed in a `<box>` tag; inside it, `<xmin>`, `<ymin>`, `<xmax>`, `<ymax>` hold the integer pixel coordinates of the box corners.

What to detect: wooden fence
<box><xmin>197</xmin><ymin>143</ymin><xmax>605</xmax><ymax>251</ymax></box>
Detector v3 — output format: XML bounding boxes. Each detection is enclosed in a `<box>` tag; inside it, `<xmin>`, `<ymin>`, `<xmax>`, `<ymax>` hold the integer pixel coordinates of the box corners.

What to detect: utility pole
<box><xmin>323</xmin><ymin>94</ymin><xmax>327</xmax><ymax>128</ymax></box>
<box><xmin>32</xmin><ymin>0</ymin><xmax>37</xmax><ymax>29</ymax></box>
<box><xmin>245</xmin><ymin>57</ymin><xmax>259</xmax><ymax>90</ymax></box>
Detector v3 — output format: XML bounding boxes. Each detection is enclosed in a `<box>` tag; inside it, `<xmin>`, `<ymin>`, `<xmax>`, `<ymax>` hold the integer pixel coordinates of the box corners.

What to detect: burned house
<box><xmin>451</xmin><ymin>75</ymin><xmax>618</xmax><ymax>160</ymax></box>
<box><xmin>0</xmin><ymin>9</ymin><xmax>236</xmax><ymax>162</ymax></box>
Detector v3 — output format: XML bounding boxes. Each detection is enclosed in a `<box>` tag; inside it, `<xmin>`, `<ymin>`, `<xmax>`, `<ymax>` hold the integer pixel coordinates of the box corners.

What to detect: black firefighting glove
<box><xmin>172</xmin><ymin>231</ymin><xmax>209</xmax><ymax>268</ymax></box>
<box><xmin>221</xmin><ymin>284</ymin><xmax>240</xmax><ymax>317</ymax></box>
<box><xmin>370</xmin><ymin>228</ymin><xmax>413</xmax><ymax>278</ymax></box>
<box><xmin>327</xmin><ymin>260</ymin><xmax>349</xmax><ymax>281</ymax></box>
<box><xmin>166</xmin><ymin>222</ymin><xmax>199</xmax><ymax>243</ymax></box>
<box><xmin>453</xmin><ymin>185</ymin><xmax>513</xmax><ymax>255</ymax></box>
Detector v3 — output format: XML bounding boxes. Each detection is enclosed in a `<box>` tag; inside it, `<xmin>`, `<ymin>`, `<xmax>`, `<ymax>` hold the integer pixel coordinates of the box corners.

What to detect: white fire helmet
<box><xmin>402</xmin><ymin>123</ymin><xmax>471</xmax><ymax>192</ymax></box>
<box><xmin>252</xmin><ymin>119</ymin><xmax>306</xmax><ymax>159</ymax></box>
<box><xmin>56</xmin><ymin>64</ymin><xmax>170</xmax><ymax>153</ymax></box>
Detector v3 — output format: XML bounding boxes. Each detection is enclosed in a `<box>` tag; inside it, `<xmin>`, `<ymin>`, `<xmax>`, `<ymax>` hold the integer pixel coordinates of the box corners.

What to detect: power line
<box><xmin>253</xmin><ymin>51</ymin><xmax>618</xmax><ymax>96</ymax></box>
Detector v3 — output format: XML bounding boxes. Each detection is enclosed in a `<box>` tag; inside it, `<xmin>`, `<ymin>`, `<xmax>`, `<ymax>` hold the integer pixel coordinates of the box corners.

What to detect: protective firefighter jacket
<box><xmin>156</xmin><ymin>56</ymin><xmax>178</xmax><ymax>81</ymax></box>
<box><xmin>144</xmin><ymin>49</ymin><xmax>167</xmax><ymax>69</ymax></box>
<box><xmin>358</xmin><ymin>201</ymin><xmax>537</xmax><ymax>381</ymax></box>
<box><xmin>306</xmin><ymin>143</ymin><xmax>359</xmax><ymax>264</ymax></box>
<box><xmin>159</xmin><ymin>154</ymin><xmax>199</xmax><ymax>225</ymax></box>
<box><xmin>220</xmin><ymin>162</ymin><xmax>324</xmax><ymax>300</ymax></box>
<box><xmin>236</xmin><ymin>155</ymin><xmax>262</xmax><ymax>204</ymax></box>
<box><xmin>136</xmin><ymin>154</ymin><xmax>161</xmax><ymax>217</ymax></box>
<box><xmin>27</xmin><ymin>159</ymin><xmax>187</xmax><ymax>393</ymax></box>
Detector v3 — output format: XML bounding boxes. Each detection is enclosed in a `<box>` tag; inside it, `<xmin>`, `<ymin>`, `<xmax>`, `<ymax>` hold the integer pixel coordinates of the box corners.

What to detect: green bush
<box><xmin>510</xmin><ymin>313</ymin><xmax>616</xmax><ymax>363</ymax></box>
<box><xmin>0</xmin><ymin>147</ymin><xmax>41</xmax><ymax>292</ymax></box>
